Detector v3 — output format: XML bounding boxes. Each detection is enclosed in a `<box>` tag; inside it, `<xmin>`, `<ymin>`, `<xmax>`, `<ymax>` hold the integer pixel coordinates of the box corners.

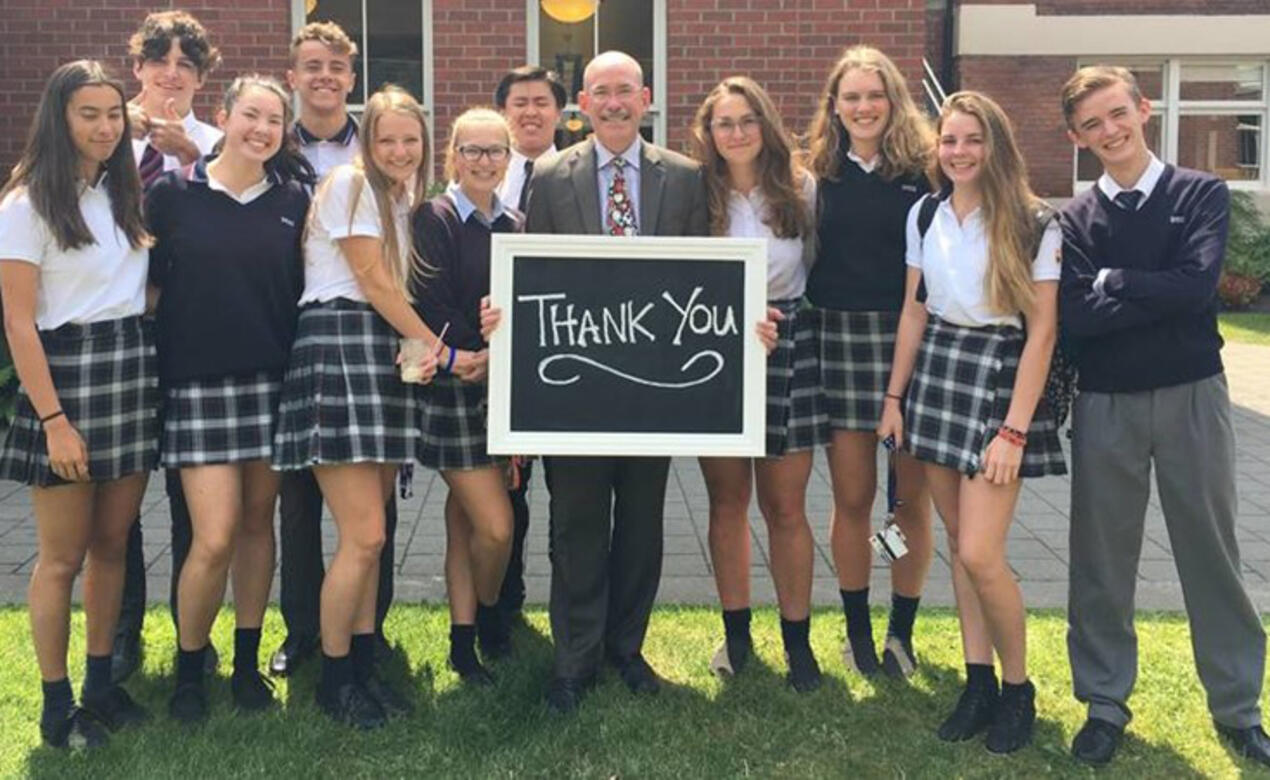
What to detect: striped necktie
<box><xmin>517</xmin><ymin>158</ymin><xmax>533</xmax><ymax>213</ymax></box>
<box><xmin>138</xmin><ymin>144</ymin><xmax>165</xmax><ymax>190</ymax></box>
<box><xmin>1113</xmin><ymin>190</ymin><xmax>1142</xmax><ymax>212</ymax></box>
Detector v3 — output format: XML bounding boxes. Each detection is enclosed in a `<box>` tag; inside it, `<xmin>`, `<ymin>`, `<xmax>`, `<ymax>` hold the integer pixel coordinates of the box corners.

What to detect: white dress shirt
<box><xmin>726</xmin><ymin>174</ymin><xmax>817</xmax><ymax>301</ymax></box>
<box><xmin>905</xmin><ymin>197</ymin><xmax>1062</xmax><ymax>329</ymax></box>
<box><xmin>497</xmin><ymin>144</ymin><xmax>556</xmax><ymax>211</ymax></box>
<box><xmin>131</xmin><ymin>110</ymin><xmax>222</xmax><ymax>173</ymax></box>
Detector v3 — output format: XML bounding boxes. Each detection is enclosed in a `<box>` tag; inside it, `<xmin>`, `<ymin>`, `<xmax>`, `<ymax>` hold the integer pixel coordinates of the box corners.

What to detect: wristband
<box><xmin>39</xmin><ymin>409</ymin><xmax>65</xmax><ymax>425</ymax></box>
<box><xmin>444</xmin><ymin>345</ymin><xmax>457</xmax><ymax>373</ymax></box>
<box><xmin>998</xmin><ymin>425</ymin><xmax>1027</xmax><ymax>447</ymax></box>
<box><xmin>884</xmin><ymin>393</ymin><xmax>904</xmax><ymax>402</ymax></box>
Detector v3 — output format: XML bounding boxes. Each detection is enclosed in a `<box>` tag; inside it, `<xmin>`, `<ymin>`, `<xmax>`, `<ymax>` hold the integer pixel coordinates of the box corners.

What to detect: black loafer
<box><xmin>316</xmin><ymin>681</ymin><xmax>386</xmax><ymax>730</ymax></box>
<box><xmin>231</xmin><ymin>669</ymin><xmax>277</xmax><ymax>712</ymax></box>
<box><xmin>985</xmin><ymin>680</ymin><xmax>1036</xmax><ymax>754</ymax></box>
<box><xmin>168</xmin><ymin>682</ymin><xmax>208</xmax><ymax>725</ymax></box>
<box><xmin>545</xmin><ymin>676</ymin><xmax>592</xmax><ymax>715</ymax></box>
<box><xmin>1071</xmin><ymin>717</ymin><xmax>1124</xmax><ymax>766</ymax></box>
<box><xmin>786</xmin><ymin>648</ymin><xmax>823</xmax><ymax>694</ymax></box>
<box><xmin>609</xmin><ymin>654</ymin><xmax>661</xmax><ymax>696</ymax></box>
<box><xmin>110</xmin><ymin>632</ymin><xmax>142</xmax><ymax>685</ymax></box>
<box><xmin>362</xmin><ymin>673</ymin><xmax>414</xmax><ymax>718</ymax></box>
<box><xmin>81</xmin><ymin>685</ymin><xmax>151</xmax><ymax>731</ymax></box>
<box><xmin>1215</xmin><ymin>722</ymin><xmax>1270</xmax><ymax>767</ymax></box>
<box><xmin>41</xmin><ymin>707</ymin><xmax>109</xmax><ymax>749</ymax></box>
<box><xmin>268</xmin><ymin>634</ymin><xmax>317</xmax><ymax>677</ymax></box>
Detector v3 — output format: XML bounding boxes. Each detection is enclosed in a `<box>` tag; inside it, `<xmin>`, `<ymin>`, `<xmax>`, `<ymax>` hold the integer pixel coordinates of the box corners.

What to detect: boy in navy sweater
<box><xmin>1059</xmin><ymin>65</ymin><xmax>1268</xmax><ymax>769</ymax></box>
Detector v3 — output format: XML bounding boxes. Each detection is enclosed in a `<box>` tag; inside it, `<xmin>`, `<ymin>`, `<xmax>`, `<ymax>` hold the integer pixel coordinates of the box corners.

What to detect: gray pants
<box><xmin>1067</xmin><ymin>374</ymin><xmax>1265</xmax><ymax>729</ymax></box>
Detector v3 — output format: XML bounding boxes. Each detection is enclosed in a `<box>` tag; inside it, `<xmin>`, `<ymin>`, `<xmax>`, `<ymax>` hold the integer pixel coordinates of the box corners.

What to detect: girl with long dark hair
<box><xmin>0</xmin><ymin>60</ymin><xmax>157</xmax><ymax>748</ymax></box>
<box><xmin>147</xmin><ymin>74</ymin><xmax>314</xmax><ymax>724</ymax></box>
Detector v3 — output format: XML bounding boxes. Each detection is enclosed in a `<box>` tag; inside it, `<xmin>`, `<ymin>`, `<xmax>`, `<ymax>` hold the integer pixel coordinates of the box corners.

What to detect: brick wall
<box><xmin>0</xmin><ymin>0</ymin><xmax>291</xmax><ymax>178</ymax></box>
<box><xmin>957</xmin><ymin>56</ymin><xmax>1077</xmax><ymax>197</ymax></box>
<box><xmin>664</xmin><ymin>0</ymin><xmax>926</xmax><ymax>155</ymax></box>
<box><xmin>967</xmin><ymin>0</ymin><xmax>1270</xmax><ymax>12</ymax></box>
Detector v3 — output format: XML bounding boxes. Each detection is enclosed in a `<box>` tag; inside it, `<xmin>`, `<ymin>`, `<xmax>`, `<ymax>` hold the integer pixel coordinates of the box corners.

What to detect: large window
<box><xmin>1075</xmin><ymin>59</ymin><xmax>1270</xmax><ymax>190</ymax></box>
<box><xmin>293</xmin><ymin>0</ymin><xmax>431</xmax><ymax>112</ymax></box>
<box><xmin>527</xmin><ymin>0</ymin><xmax>666</xmax><ymax>146</ymax></box>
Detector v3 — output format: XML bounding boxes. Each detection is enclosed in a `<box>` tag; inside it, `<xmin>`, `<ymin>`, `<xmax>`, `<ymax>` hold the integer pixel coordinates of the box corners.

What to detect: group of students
<box><xmin>0</xmin><ymin>8</ymin><xmax>1266</xmax><ymax>771</ymax></box>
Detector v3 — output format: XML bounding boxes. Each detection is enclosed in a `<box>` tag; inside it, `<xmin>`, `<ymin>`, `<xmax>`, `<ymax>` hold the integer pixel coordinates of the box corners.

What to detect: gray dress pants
<box><xmin>1067</xmin><ymin>374</ymin><xmax>1264</xmax><ymax>729</ymax></box>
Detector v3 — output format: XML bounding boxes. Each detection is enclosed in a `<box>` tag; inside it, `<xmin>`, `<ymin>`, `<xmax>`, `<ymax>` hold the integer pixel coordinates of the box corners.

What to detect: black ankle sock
<box><xmin>966</xmin><ymin>662</ymin><xmax>997</xmax><ymax>687</ymax></box>
<box><xmin>780</xmin><ymin>616</ymin><xmax>812</xmax><ymax>658</ymax></box>
<box><xmin>475</xmin><ymin>602</ymin><xmax>503</xmax><ymax>639</ymax></box>
<box><xmin>350</xmin><ymin>633</ymin><xmax>375</xmax><ymax>684</ymax></box>
<box><xmin>233</xmin><ymin>628</ymin><xmax>262</xmax><ymax>677</ymax></box>
<box><xmin>41</xmin><ymin>678</ymin><xmax>74</xmax><ymax>727</ymax></box>
<box><xmin>1001</xmin><ymin>679</ymin><xmax>1032</xmax><ymax>698</ymax></box>
<box><xmin>449</xmin><ymin>624</ymin><xmax>479</xmax><ymax>674</ymax></box>
<box><xmin>321</xmin><ymin>652</ymin><xmax>352</xmax><ymax>693</ymax></box>
<box><xmin>82</xmin><ymin>654</ymin><xmax>112</xmax><ymax>698</ymax></box>
<box><xmin>722</xmin><ymin>608</ymin><xmax>752</xmax><ymax>641</ymax></box>
<box><xmin>839</xmin><ymin>588</ymin><xmax>871</xmax><ymax>639</ymax></box>
<box><xmin>177</xmin><ymin>645</ymin><xmax>207</xmax><ymax>687</ymax></box>
<box><xmin>887</xmin><ymin>593</ymin><xmax>920</xmax><ymax>646</ymax></box>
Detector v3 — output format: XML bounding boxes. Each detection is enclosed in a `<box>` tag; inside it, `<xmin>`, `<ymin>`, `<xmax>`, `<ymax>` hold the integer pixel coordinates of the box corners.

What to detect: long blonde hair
<box><xmin>935</xmin><ymin>91</ymin><xmax>1048</xmax><ymax>317</ymax></box>
<box><xmin>690</xmin><ymin>77</ymin><xmax>810</xmax><ymax>239</ymax></box>
<box><xmin>805</xmin><ymin>46</ymin><xmax>932</xmax><ymax>183</ymax></box>
<box><xmin>312</xmin><ymin>85</ymin><xmax>429</xmax><ymax>299</ymax></box>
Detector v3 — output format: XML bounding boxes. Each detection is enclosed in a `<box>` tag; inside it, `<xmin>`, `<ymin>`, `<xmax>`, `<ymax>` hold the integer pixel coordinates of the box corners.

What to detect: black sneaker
<box><xmin>843</xmin><ymin>634</ymin><xmax>881</xmax><ymax>677</ymax></box>
<box><xmin>316</xmin><ymin>682</ymin><xmax>386</xmax><ymax>730</ymax></box>
<box><xmin>168</xmin><ymin>682</ymin><xmax>208</xmax><ymax>725</ymax></box>
<box><xmin>81</xmin><ymin>685</ymin><xmax>151</xmax><ymax>731</ymax></box>
<box><xmin>786</xmin><ymin>648</ymin><xmax>823</xmax><ymax>694</ymax></box>
<box><xmin>231</xmin><ymin>669</ymin><xmax>277</xmax><ymax>712</ymax></box>
<box><xmin>881</xmin><ymin>636</ymin><xmax>918</xmax><ymax>680</ymax></box>
<box><xmin>985</xmin><ymin>680</ymin><xmax>1036</xmax><ymax>754</ymax></box>
<box><xmin>41</xmin><ymin>707</ymin><xmax>109</xmax><ymax>749</ymax></box>
<box><xmin>362</xmin><ymin>673</ymin><xmax>415</xmax><ymax>718</ymax></box>
<box><xmin>709</xmin><ymin>635</ymin><xmax>753</xmax><ymax>677</ymax></box>
<box><xmin>937</xmin><ymin>677</ymin><xmax>1000</xmax><ymax>742</ymax></box>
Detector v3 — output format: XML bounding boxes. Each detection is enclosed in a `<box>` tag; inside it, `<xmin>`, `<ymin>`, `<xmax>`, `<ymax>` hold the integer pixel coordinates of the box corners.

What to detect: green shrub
<box><xmin>1226</xmin><ymin>190</ymin><xmax>1270</xmax><ymax>283</ymax></box>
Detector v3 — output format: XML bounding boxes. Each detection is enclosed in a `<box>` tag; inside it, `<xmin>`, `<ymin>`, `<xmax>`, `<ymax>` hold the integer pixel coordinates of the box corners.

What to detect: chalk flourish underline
<box><xmin>537</xmin><ymin>350</ymin><xmax>724</xmax><ymax>389</ymax></box>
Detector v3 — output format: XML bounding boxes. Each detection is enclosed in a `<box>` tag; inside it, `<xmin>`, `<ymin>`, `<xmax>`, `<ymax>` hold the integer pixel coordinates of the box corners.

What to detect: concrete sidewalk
<box><xmin>0</xmin><ymin>343</ymin><xmax>1267</xmax><ymax>611</ymax></box>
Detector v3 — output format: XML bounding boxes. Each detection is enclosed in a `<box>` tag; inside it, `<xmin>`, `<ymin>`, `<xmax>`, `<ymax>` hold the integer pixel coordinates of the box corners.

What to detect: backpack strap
<box><xmin>913</xmin><ymin>192</ymin><xmax>944</xmax><ymax>304</ymax></box>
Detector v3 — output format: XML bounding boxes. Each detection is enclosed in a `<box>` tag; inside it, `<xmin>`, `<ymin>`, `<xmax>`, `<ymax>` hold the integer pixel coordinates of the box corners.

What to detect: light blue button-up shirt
<box><xmin>445</xmin><ymin>180</ymin><xmax>507</xmax><ymax>229</ymax></box>
<box><xmin>594</xmin><ymin>137</ymin><xmax>642</xmax><ymax>231</ymax></box>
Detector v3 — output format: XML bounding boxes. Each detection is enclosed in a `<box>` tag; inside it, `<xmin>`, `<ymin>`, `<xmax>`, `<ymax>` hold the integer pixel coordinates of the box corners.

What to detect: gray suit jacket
<box><xmin>523</xmin><ymin>137</ymin><xmax>708</xmax><ymax>238</ymax></box>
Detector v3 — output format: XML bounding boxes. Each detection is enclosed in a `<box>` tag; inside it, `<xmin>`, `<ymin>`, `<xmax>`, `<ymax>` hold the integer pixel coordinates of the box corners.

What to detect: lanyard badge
<box><xmin>870</xmin><ymin>436</ymin><xmax>909</xmax><ymax>563</ymax></box>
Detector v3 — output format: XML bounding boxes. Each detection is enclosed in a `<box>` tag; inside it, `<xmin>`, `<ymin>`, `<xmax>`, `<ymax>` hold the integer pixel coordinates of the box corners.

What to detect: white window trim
<box><xmin>1074</xmin><ymin>57</ymin><xmax>1270</xmax><ymax>192</ymax></box>
<box><xmin>525</xmin><ymin>0</ymin><xmax>667</xmax><ymax>146</ymax></box>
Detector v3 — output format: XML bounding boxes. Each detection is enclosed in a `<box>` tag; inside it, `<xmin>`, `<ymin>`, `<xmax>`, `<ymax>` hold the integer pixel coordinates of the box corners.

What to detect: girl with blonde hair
<box><xmin>690</xmin><ymin>76</ymin><xmax>823</xmax><ymax>691</ymax></box>
<box><xmin>412</xmin><ymin>107</ymin><xmax>519</xmax><ymax>684</ymax></box>
<box><xmin>273</xmin><ymin>84</ymin><xmax>439</xmax><ymax>729</ymax></box>
<box><xmin>877</xmin><ymin>90</ymin><xmax>1066</xmax><ymax>754</ymax></box>
<box><xmin>804</xmin><ymin>45</ymin><xmax>935</xmax><ymax>682</ymax></box>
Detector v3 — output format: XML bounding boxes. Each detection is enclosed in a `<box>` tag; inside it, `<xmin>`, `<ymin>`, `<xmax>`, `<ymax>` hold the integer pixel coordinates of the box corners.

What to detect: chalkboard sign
<box><xmin>488</xmin><ymin>235</ymin><xmax>767</xmax><ymax>456</ymax></box>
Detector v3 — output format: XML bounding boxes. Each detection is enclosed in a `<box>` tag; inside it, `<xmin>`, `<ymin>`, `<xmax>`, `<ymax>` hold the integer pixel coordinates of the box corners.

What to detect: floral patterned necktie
<box><xmin>606</xmin><ymin>158</ymin><xmax>637</xmax><ymax>236</ymax></box>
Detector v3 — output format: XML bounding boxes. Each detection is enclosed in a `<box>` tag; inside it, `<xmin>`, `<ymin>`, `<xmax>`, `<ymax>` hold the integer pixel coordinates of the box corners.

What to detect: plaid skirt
<box><xmin>816</xmin><ymin>308</ymin><xmax>899</xmax><ymax>433</ymax></box>
<box><xmin>416</xmin><ymin>373</ymin><xmax>493</xmax><ymax>471</ymax></box>
<box><xmin>904</xmin><ymin>317</ymin><xmax>1066</xmax><ymax>478</ymax></box>
<box><xmin>273</xmin><ymin>300</ymin><xmax>417</xmax><ymax>468</ymax></box>
<box><xmin>765</xmin><ymin>302</ymin><xmax>824</xmax><ymax>457</ymax></box>
<box><xmin>162</xmin><ymin>371</ymin><xmax>282</xmax><ymax>467</ymax></box>
<box><xmin>0</xmin><ymin>316</ymin><xmax>159</xmax><ymax>486</ymax></box>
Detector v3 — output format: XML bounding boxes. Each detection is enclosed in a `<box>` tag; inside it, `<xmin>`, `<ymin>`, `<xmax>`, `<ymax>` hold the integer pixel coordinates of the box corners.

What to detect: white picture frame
<box><xmin>487</xmin><ymin>234</ymin><xmax>768</xmax><ymax>457</ymax></box>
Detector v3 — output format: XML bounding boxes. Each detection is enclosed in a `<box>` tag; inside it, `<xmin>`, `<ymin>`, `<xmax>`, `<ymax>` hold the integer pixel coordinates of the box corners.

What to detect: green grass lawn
<box><xmin>1</xmin><ymin>605</ymin><xmax>1266</xmax><ymax>778</ymax></box>
<box><xmin>1220</xmin><ymin>312</ymin><xmax>1270</xmax><ymax>346</ymax></box>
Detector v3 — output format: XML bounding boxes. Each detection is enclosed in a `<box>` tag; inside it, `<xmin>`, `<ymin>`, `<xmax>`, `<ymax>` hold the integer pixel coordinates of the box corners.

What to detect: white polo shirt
<box><xmin>131</xmin><ymin>110</ymin><xmax>223</xmax><ymax>172</ymax></box>
<box><xmin>0</xmin><ymin>179</ymin><xmax>148</xmax><ymax>330</ymax></box>
<box><xmin>300</xmin><ymin>164</ymin><xmax>414</xmax><ymax>305</ymax></box>
<box><xmin>905</xmin><ymin>196</ymin><xmax>1061</xmax><ymax>329</ymax></box>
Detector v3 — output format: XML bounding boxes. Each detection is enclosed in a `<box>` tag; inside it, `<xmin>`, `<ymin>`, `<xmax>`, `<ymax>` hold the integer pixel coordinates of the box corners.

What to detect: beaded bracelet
<box><xmin>998</xmin><ymin>425</ymin><xmax>1028</xmax><ymax>447</ymax></box>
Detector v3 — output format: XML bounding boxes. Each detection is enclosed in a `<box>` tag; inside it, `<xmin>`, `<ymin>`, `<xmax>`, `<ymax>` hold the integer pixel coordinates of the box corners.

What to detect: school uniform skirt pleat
<box><xmin>765</xmin><ymin>302</ymin><xmax>824</xmax><ymax>457</ymax></box>
<box><xmin>416</xmin><ymin>373</ymin><xmax>493</xmax><ymax>471</ymax></box>
<box><xmin>273</xmin><ymin>299</ymin><xmax>417</xmax><ymax>468</ymax></box>
<box><xmin>161</xmin><ymin>371</ymin><xmax>282</xmax><ymax>467</ymax></box>
<box><xmin>815</xmin><ymin>307</ymin><xmax>899</xmax><ymax>433</ymax></box>
<box><xmin>0</xmin><ymin>315</ymin><xmax>159</xmax><ymax>486</ymax></box>
<box><xmin>904</xmin><ymin>316</ymin><xmax>1066</xmax><ymax>478</ymax></box>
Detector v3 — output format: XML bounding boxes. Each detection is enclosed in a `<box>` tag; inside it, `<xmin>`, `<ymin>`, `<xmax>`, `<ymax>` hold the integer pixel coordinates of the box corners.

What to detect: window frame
<box><xmin>1073</xmin><ymin>57</ymin><xmax>1270</xmax><ymax>193</ymax></box>
<box><xmin>525</xmin><ymin>0</ymin><xmax>667</xmax><ymax>147</ymax></box>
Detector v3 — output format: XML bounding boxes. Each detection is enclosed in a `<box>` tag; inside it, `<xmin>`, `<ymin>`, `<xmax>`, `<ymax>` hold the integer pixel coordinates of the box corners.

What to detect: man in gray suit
<box><xmin>523</xmin><ymin>50</ymin><xmax>709</xmax><ymax>714</ymax></box>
